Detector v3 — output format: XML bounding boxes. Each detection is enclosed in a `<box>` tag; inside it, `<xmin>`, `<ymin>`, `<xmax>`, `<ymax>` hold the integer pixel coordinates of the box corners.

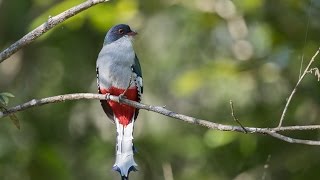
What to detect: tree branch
<box><xmin>0</xmin><ymin>0</ymin><xmax>109</xmax><ymax>63</ymax></box>
<box><xmin>229</xmin><ymin>100</ymin><xmax>247</xmax><ymax>133</ymax></box>
<box><xmin>1</xmin><ymin>93</ymin><xmax>320</xmax><ymax>146</ymax></box>
<box><xmin>278</xmin><ymin>47</ymin><xmax>320</xmax><ymax>127</ymax></box>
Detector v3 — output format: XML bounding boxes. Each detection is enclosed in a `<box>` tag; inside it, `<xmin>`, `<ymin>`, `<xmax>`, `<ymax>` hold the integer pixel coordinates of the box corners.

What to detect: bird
<box><xmin>96</xmin><ymin>24</ymin><xmax>143</xmax><ymax>180</ymax></box>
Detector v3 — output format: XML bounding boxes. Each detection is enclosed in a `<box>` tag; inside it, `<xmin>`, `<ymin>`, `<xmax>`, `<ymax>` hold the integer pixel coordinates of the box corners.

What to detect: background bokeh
<box><xmin>1</xmin><ymin>0</ymin><xmax>320</xmax><ymax>179</ymax></box>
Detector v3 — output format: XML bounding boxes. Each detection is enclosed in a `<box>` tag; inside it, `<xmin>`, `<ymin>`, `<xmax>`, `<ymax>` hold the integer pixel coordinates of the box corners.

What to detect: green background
<box><xmin>1</xmin><ymin>0</ymin><xmax>320</xmax><ymax>179</ymax></box>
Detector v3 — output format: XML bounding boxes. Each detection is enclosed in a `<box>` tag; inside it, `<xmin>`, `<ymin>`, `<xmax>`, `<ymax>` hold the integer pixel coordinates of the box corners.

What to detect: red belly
<box><xmin>100</xmin><ymin>87</ymin><xmax>138</xmax><ymax>126</ymax></box>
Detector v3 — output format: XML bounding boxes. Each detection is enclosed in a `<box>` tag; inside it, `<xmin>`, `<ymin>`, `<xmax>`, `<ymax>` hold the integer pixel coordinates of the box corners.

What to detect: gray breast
<box><xmin>97</xmin><ymin>36</ymin><xmax>135</xmax><ymax>89</ymax></box>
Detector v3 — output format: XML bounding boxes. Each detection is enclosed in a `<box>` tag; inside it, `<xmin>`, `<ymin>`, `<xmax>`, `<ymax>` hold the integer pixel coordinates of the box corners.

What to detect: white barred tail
<box><xmin>113</xmin><ymin>117</ymin><xmax>137</xmax><ymax>179</ymax></box>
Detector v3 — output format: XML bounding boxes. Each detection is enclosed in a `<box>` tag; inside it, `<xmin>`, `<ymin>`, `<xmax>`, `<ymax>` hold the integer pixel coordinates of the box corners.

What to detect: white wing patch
<box><xmin>136</xmin><ymin>76</ymin><xmax>143</xmax><ymax>89</ymax></box>
<box><xmin>132</xmin><ymin>70</ymin><xmax>143</xmax><ymax>100</ymax></box>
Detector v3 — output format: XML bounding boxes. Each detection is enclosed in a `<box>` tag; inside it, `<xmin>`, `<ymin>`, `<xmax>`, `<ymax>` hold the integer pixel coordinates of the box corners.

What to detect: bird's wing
<box><xmin>132</xmin><ymin>54</ymin><xmax>143</xmax><ymax>119</ymax></box>
<box><xmin>97</xmin><ymin>67</ymin><xmax>115</xmax><ymax>123</ymax></box>
<box><xmin>132</xmin><ymin>54</ymin><xmax>143</xmax><ymax>99</ymax></box>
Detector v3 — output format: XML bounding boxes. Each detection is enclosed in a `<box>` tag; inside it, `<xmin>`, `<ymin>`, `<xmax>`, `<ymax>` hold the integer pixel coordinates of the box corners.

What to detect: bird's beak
<box><xmin>127</xmin><ymin>31</ymin><xmax>138</xmax><ymax>36</ymax></box>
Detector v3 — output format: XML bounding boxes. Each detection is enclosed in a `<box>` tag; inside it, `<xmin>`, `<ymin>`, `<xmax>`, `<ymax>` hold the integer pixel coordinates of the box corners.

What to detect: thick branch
<box><xmin>0</xmin><ymin>0</ymin><xmax>109</xmax><ymax>63</ymax></box>
<box><xmin>1</xmin><ymin>93</ymin><xmax>320</xmax><ymax>145</ymax></box>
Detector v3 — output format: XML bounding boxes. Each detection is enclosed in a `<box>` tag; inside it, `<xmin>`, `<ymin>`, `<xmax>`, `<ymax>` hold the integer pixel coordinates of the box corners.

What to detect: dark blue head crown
<box><xmin>104</xmin><ymin>24</ymin><xmax>135</xmax><ymax>44</ymax></box>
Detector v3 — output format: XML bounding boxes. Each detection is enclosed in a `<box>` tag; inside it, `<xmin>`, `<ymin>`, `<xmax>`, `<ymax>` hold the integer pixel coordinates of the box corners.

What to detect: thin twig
<box><xmin>1</xmin><ymin>93</ymin><xmax>320</xmax><ymax>145</ymax></box>
<box><xmin>0</xmin><ymin>0</ymin><xmax>109</xmax><ymax>63</ymax></box>
<box><xmin>229</xmin><ymin>100</ymin><xmax>247</xmax><ymax>133</ymax></box>
<box><xmin>278</xmin><ymin>47</ymin><xmax>320</xmax><ymax>127</ymax></box>
<box><xmin>261</xmin><ymin>154</ymin><xmax>271</xmax><ymax>180</ymax></box>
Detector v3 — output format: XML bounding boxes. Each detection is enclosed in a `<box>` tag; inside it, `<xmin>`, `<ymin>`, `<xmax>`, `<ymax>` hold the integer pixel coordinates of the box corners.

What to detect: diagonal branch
<box><xmin>1</xmin><ymin>93</ymin><xmax>320</xmax><ymax>145</ymax></box>
<box><xmin>278</xmin><ymin>47</ymin><xmax>320</xmax><ymax>127</ymax></box>
<box><xmin>0</xmin><ymin>0</ymin><xmax>109</xmax><ymax>63</ymax></box>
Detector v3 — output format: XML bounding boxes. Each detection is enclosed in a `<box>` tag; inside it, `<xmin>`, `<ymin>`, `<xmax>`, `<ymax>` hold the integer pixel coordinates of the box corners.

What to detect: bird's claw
<box><xmin>105</xmin><ymin>93</ymin><xmax>110</xmax><ymax>100</ymax></box>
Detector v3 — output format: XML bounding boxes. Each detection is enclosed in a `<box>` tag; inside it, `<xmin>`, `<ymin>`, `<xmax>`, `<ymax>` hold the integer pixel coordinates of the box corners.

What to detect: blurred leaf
<box><xmin>87</xmin><ymin>0</ymin><xmax>139</xmax><ymax>32</ymax></box>
<box><xmin>8</xmin><ymin>114</ymin><xmax>20</xmax><ymax>130</ymax></box>
<box><xmin>29</xmin><ymin>0</ymin><xmax>87</xmax><ymax>39</ymax></box>
<box><xmin>28</xmin><ymin>0</ymin><xmax>139</xmax><ymax>39</ymax></box>
<box><xmin>0</xmin><ymin>105</ymin><xmax>20</xmax><ymax>130</ymax></box>
<box><xmin>239</xmin><ymin>135</ymin><xmax>257</xmax><ymax>157</ymax></box>
<box><xmin>0</xmin><ymin>92</ymin><xmax>15</xmax><ymax>106</ymax></box>
<box><xmin>0</xmin><ymin>96</ymin><xmax>7</xmax><ymax>106</ymax></box>
<box><xmin>0</xmin><ymin>92</ymin><xmax>15</xmax><ymax>98</ymax></box>
<box><xmin>32</xmin><ymin>0</ymin><xmax>54</xmax><ymax>7</ymax></box>
<box><xmin>171</xmin><ymin>60</ymin><xmax>238</xmax><ymax>97</ymax></box>
<box><xmin>234</xmin><ymin>0</ymin><xmax>264</xmax><ymax>13</ymax></box>
<box><xmin>171</xmin><ymin>69</ymin><xmax>204</xmax><ymax>96</ymax></box>
<box><xmin>0</xmin><ymin>92</ymin><xmax>20</xmax><ymax>129</ymax></box>
<box><xmin>204</xmin><ymin>130</ymin><xmax>237</xmax><ymax>148</ymax></box>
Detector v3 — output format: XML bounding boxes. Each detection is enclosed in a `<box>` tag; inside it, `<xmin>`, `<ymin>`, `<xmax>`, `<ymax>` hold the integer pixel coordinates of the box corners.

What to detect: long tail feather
<box><xmin>113</xmin><ymin>118</ymin><xmax>138</xmax><ymax>179</ymax></box>
<box><xmin>121</xmin><ymin>175</ymin><xmax>128</xmax><ymax>180</ymax></box>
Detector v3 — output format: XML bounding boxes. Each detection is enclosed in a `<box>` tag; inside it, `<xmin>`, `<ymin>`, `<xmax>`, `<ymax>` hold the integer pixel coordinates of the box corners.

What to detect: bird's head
<box><xmin>104</xmin><ymin>24</ymin><xmax>137</xmax><ymax>45</ymax></box>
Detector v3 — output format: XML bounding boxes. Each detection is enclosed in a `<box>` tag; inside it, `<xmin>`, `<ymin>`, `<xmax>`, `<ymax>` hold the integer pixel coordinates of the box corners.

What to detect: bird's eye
<box><xmin>118</xmin><ymin>29</ymin><xmax>124</xmax><ymax>34</ymax></box>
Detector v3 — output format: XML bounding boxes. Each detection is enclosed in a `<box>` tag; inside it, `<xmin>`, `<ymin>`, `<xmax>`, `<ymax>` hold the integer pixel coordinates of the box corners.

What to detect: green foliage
<box><xmin>204</xmin><ymin>130</ymin><xmax>237</xmax><ymax>148</ymax></box>
<box><xmin>0</xmin><ymin>92</ymin><xmax>20</xmax><ymax>129</ymax></box>
<box><xmin>1</xmin><ymin>0</ymin><xmax>320</xmax><ymax>179</ymax></box>
<box><xmin>29</xmin><ymin>0</ymin><xmax>139</xmax><ymax>38</ymax></box>
<box><xmin>0</xmin><ymin>92</ymin><xmax>15</xmax><ymax>106</ymax></box>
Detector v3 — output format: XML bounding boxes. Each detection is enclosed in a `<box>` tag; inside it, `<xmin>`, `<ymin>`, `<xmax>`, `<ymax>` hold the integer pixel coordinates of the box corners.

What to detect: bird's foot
<box><xmin>119</xmin><ymin>74</ymin><xmax>133</xmax><ymax>100</ymax></box>
<box><xmin>105</xmin><ymin>93</ymin><xmax>110</xmax><ymax>100</ymax></box>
